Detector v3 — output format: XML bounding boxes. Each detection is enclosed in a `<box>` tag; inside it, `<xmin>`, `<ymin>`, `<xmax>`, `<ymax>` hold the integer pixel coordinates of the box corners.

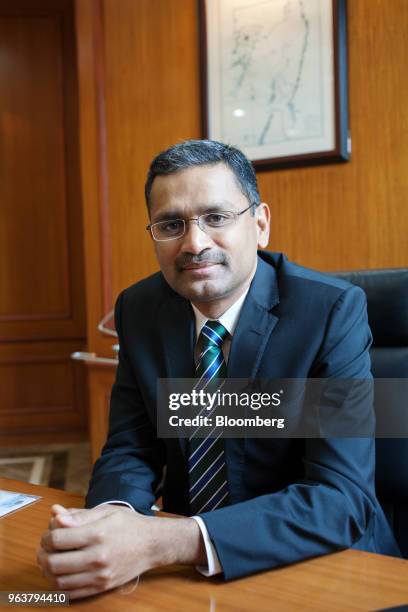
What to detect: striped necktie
<box><xmin>188</xmin><ymin>320</ymin><xmax>230</xmax><ymax>515</ymax></box>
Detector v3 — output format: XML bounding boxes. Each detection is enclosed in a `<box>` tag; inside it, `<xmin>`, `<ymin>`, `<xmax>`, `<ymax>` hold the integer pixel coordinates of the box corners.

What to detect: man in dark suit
<box><xmin>37</xmin><ymin>140</ymin><xmax>399</xmax><ymax>598</ymax></box>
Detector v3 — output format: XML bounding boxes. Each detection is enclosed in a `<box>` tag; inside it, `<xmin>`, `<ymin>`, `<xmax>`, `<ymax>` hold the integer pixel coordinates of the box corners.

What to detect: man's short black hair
<box><xmin>145</xmin><ymin>139</ymin><xmax>260</xmax><ymax>214</ymax></box>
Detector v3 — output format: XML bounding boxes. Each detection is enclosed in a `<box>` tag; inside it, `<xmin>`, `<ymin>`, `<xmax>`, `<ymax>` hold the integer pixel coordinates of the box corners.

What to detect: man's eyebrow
<box><xmin>152</xmin><ymin>202</ymin><xmax>234</xmax><ymax>222</ymax></box>
<box><xmin>153</xmin><ymin>211</ymin><xmax>184</xmax><ymax>223</ymax></box>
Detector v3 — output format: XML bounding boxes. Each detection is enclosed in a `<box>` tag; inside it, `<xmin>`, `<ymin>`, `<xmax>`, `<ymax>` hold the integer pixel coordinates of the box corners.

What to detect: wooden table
<box><xmin>1</xmin><ymin>477</ymin><xmax>408</xmax><ymax>611</ymax></box>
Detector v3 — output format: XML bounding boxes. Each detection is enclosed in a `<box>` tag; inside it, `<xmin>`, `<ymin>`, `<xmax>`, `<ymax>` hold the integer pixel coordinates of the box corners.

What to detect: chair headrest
<box><xmin>333</xmin><ymin>268</ymin><xmax>408</xmax><ymax>346</ymax></box>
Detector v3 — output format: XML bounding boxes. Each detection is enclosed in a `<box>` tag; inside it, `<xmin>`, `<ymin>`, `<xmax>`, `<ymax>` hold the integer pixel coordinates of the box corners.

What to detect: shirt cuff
<box><xmin>191</xmin><ymin>516</ymin><xmax>222</xmax><ymax>576</ymax></box>
<box><xmin>99</xmin><ymin>501</ymin><xmax>161</xmax><ymax>511</ymax></box>
<box><xmin>98</xmin><ymin>500</ymin><xmax>134</xmax><ymax>510</ymax></box>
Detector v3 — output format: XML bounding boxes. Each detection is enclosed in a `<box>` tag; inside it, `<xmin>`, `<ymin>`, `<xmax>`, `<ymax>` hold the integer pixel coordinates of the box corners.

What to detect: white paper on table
<box><xmin>0</xmin><ymin>489</ymin><xmax>41</xmax><ymax>518</ymax></box>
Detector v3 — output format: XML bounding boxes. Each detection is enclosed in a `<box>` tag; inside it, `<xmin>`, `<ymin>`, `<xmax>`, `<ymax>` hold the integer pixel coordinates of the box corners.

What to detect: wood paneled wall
<box><xmin>0</xmin><ymin>0</ymin><xmax>87</xmax><ymax>441</ymax></box>
<box><xmin>259</xmin><ymin>0</ymin><xmax>408</xmax><ymax>271</ymax></box>
<box><xmin>76</xmin><ymin>0</ymin><xmax>201</xmax><ymax>358</ymax></box>
<box><xmin>76</xmin><ymin>0</ymin><xmax>408</xmax><ymax>454</ymax></box>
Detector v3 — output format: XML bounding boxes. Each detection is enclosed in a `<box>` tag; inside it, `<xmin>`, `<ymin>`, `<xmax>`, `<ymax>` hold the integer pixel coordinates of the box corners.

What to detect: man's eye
<box><xmin>205</xmin><ymin>213</ymin><xmax>229</xmax><ymax>226</ymax></box>
<box><xmin>161</xmin><ymin>220</ymin><xmax>183</xmax><ymax>234</ymax></box>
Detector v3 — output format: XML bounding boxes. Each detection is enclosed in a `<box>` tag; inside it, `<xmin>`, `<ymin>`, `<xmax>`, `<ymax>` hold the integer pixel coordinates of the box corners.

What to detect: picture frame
<box><xmin>199</xmin><ymin>0</ymin><xmax>350</xmax><ymax>170</ymax></box>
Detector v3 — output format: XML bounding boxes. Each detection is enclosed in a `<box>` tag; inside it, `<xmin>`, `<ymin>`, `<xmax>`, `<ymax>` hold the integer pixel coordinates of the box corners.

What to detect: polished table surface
<box><xmin>1</xmin><ymin>477</ymin><xmax>408</xmax><ymax>611</ymax></box>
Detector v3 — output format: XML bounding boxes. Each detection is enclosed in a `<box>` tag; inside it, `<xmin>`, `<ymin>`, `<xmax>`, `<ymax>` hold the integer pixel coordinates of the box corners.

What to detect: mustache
<box><xmin>176</xmin><ymin>251</ymin><xmax>227</xmax><ymax>269</ymax></box>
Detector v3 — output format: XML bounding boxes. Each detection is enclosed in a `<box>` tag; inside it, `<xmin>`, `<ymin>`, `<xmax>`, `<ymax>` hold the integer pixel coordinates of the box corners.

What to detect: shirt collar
<box><xmin>191</xmin><ymin>288</ymin><xmax>249</xmax><ymax>341</ymax></box>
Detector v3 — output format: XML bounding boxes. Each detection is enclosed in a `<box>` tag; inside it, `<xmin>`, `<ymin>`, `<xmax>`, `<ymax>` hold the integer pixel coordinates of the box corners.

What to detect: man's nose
<box><xmin>179</xmin><ymin>219</ymin><xmax>213</xmax><ymax>254</ymax></box>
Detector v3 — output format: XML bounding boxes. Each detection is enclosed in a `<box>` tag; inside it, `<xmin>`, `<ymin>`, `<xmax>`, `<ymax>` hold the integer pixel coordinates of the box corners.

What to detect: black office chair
<box><xmin>333</xmin><ymin>268</ymin><xmax>408</xmax><ymax>557</ymax></box>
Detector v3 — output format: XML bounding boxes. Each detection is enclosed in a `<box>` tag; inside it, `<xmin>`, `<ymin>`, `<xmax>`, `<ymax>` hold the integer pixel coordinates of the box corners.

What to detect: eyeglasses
<box><xmin>146</xmin><ymin>203</ymin><xmax>256</xmax><ymax>242</ymax></box>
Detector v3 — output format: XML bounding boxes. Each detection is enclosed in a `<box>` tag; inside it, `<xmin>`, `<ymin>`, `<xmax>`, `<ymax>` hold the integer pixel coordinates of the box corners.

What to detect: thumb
<box><xmin>51</xmin><ymin>504</ymin><xmax>70</xmax><ymax>516</ymax></box>
<box><xmin>54</xmin><ymin>504</ymin><xmax>113</xmax><ymax>527</ymax></box>
<box><xmin>49</xmin><ymin>505</ymin><xmax>86</xmax><ymax>529</ymax></box>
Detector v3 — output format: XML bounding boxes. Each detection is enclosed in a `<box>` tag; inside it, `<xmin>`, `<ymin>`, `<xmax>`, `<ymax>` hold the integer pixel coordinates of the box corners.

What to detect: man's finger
<box><xmin>40</xmin><ymin>523</ymin><xmax>100</xmax><ymax>552</ymax></box>
<box><xmin>38</xmin><ymin>547</ymin><xmax>103</xmax><ymax>576</ymax></box>
<box><xmin>51</xmin><ymin>504</ymin><xmax>67</xmax><ymax>514</ymax></box>
<box><xmin>52</xmin><ymin>505</ymin><xmax>128</xmax><ymax>532</ymax></box>
<box><xmin>36</xmin><ymin>548</ymin><xmax>58</xmax><ymax>586</ymax></box>
<box><xmin>51</xmin><ymin>505</ymin><xmax>84</xmax><ymax>517</ymax></box>
<box><xmin>54</xmin><ymin>570</ymin><xmax>108</xmax><ymax>591</ymax></box>
<box><xmin>48</xmin><ymin>514</ymin><xmax>77</xmax><ymax>530</ymax></box>
<box><xmin>67</xmin><ymin>586</ymin><xmax>102</xmax><ymax>601</ymax></box>
<box><xmin>52</xmin><ymin>509</ymin><xmax>94</xmax><ymax>529</ymax></box>
<box><xmin>57</xmin><ymin>505</ymin><xmax>116</xmax><ymax>529</ymax></box>
<box><xmin>49</xmin><ymin>506</ymin><xmax>86</xmax><ymax>529</ymax></box>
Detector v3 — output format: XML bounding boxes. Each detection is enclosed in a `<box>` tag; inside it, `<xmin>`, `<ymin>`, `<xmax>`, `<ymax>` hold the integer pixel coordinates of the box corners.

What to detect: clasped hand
<box><xmin>37</xmin><ymin>504</ymin><xmax>161</xmax><ymax>600</ymax></box>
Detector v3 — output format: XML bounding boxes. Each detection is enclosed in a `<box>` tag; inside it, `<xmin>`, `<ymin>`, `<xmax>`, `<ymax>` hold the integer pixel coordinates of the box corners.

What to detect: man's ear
<box><xmin>256</xmin><ymin>203</ymin><xmax>270</xmax><ymax>248</ymax></box>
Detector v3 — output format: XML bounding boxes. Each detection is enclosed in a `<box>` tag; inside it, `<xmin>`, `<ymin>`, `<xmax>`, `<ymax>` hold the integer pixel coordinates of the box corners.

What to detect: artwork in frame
<box><xmin>199</xmin><ymin>0</ymin><xmax>350</xmax><ymax>170</ymax></box>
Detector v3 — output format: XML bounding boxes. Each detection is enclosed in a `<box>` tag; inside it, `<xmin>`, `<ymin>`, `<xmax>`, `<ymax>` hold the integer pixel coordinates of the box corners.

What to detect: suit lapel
<box><xmin>158</xmin><ymin>291</ymin><xmax>195</xmax><ymax>458</ymax></box>
<box><xmin>225</xmin><ymin>255</ymin><xmax>280</xmax><ymax>501</ymax></box>
<box><xmin>158</xmin><ymin>292</ymin><xmax>195</xmax><ymax>379</ymax></box>
<box><xmin>228</xmin><ymin>255</ymin><xmax>280</xmax><ymax>378</ymax></box>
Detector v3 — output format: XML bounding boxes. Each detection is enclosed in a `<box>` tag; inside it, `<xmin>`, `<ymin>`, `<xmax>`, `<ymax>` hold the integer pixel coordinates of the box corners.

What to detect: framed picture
<box><xmin>199</xmin><ymin>0</ymin><xmax>350</xmax><ymax>170</ymax></box>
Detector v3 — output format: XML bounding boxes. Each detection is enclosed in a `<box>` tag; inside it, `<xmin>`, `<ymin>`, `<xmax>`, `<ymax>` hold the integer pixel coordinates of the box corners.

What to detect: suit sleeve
<box><xmin>85</xmin><ymin>291</ymin><xmax>166</xmax><ymax>514</ymax></box>
<box><xmin>199</xmin><ymin>285</ymin><xmax>383</xmax><ymax>579</ymax></box>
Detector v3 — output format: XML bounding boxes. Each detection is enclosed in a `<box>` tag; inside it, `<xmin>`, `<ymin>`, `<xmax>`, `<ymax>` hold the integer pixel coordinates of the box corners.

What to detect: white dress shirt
<box><xmin>104</xmin><ymin>288</ymin><xmax>250</xmax><ymax>577</ymax></box>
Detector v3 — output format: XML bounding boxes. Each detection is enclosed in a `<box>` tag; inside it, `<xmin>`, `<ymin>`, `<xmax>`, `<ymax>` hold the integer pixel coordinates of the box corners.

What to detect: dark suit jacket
<box><xmin>86</xmin><ymin>251</ymin><xmax>400</xmax><ymax>579</ymax></box>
